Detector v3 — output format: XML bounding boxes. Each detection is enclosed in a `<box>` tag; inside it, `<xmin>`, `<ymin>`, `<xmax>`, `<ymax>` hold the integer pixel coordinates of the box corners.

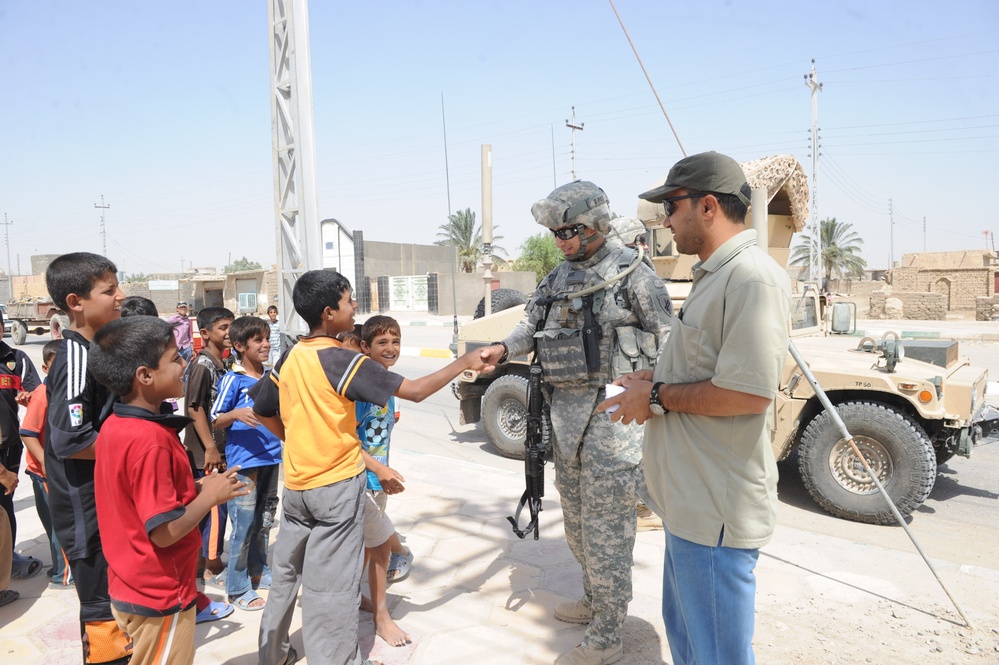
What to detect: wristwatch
<box><xmin>649</xmin><ymin>381</ymin><xmax>668</xmax><ymax>416</ymax></box>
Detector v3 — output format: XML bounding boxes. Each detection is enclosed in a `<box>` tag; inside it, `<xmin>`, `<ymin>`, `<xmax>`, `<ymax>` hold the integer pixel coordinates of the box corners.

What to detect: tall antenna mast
<box><xmin>804</xmin><ymin>59</ymin><xmax>823</xmax><ymax>283</ymax></box>
<box><xmin>269</xmin><ymin>0</ymin><xmax>321</xmax><ymax>338</ymax></box>
<box><xmin>94</xmin><ymin>195</ymin><xmax>110</xmax><ymax>257</ymax></box>
<box><xmin>565</xmin><ymin>106</ymin><xmax>584</xmax><ymax>181</ymax></box>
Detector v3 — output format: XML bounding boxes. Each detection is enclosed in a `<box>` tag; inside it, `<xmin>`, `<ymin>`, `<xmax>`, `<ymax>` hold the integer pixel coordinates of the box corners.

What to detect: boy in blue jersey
<box><xmin>211</xmin><ymin>316</ymin><xmax>282</xmax><ymax>611</ymax></box>
<box><xmin>356</xmin><ymin>315</ymin><xmax>413</xmax><ymax>648</ymax></box>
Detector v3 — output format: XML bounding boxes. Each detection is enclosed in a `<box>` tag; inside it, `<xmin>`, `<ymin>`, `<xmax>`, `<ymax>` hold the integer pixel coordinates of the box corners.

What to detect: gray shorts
<box><xmin>362</xmin><ymin>490</ymin><xmax>394</xmax><ymax>548</ymax></box>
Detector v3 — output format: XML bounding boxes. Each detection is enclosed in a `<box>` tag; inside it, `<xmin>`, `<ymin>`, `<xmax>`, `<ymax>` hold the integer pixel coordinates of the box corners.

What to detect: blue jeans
<box><xmin>179</xmin><ymin>345</ymin><xmax>193</xmax><ymax>383</ymax></box>
<box><xmin>661</xmin><ymin>527</ymin><xmax>759</xmax><ymax>665</ymax></box>
<box><xmin>226</xmin><ymin>464</ymin><xmax>279</xmax><ymax>599</ymax></box>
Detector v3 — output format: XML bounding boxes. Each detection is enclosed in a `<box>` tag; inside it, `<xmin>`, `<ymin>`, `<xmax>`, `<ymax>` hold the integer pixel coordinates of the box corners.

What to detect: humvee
<box><xmin>453</xmin><ymin>155</ymin><xmax>995</xmax><ymax>524</ymax></box>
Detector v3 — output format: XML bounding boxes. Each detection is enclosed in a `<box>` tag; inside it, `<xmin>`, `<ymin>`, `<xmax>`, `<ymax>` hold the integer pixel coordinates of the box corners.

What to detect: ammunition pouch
<box><xmin>611</xmin><ymin>326</ymin><xmax>658</xmax><ymax>378</ymax></box>
<box><xmin>536</xmin><ymin>328</ymin><xmax>591</xmax><ymax>385</ymax></box>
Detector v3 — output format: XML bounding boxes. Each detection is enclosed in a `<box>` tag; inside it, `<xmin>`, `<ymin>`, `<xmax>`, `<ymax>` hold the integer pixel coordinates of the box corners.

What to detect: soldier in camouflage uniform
<box><xmin>481</xmin><ymin>182</ymin><xmax>672</xmax><ymax>665</ymax></box>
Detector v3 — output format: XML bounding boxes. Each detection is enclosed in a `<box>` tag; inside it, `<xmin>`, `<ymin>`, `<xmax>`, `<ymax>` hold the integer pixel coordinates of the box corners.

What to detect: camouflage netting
<box><xmin>636</xmin><ymin>154</ymin><xmax>810</xmax><ymax>232</ymax></box>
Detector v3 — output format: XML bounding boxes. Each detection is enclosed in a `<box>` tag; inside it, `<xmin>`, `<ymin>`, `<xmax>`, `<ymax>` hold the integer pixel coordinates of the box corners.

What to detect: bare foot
<box><xmin>360</xmin><ymin>596</ymin><xmax>374</xmax><ymax>613</ymax></box>
<box><xmin>375</xmin><ymin>617</ymin><xmax>411</xmax><ymax>647</ymax></box>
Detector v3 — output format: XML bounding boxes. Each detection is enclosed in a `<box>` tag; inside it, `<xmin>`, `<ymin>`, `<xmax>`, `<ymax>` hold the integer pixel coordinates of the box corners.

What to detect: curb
<box><xmin>401</xmin><ymin>347</ymin><xmax>453</xmax><ymax>359</ymax></box>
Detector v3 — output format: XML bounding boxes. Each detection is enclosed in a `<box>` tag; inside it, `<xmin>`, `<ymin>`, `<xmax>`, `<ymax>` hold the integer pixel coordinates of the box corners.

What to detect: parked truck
<box><xmin>5</xmin><ymin>299</ymin><xmax>70</xmax><ymax>344</ymax></box>
<box><xmin>453</xmin><ymin>155</ymin><xmax>996</xmax><ymax>524</ymax></box>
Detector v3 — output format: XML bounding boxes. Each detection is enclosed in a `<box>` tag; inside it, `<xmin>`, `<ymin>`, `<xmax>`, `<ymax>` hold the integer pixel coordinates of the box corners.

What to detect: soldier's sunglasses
<box><xmin>551</xmin><ymin>225</ymin><xmax>581</xmax><ymax>241</ymax></box>
<box><xmin>663</xmin><ymin>193</ymin><xmax>706</xmax><ymax>217</ymax></box>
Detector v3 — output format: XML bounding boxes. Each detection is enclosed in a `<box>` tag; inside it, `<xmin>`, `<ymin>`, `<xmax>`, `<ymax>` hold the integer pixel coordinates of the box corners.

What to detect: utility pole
<box><xmin>481</xmin><ymin>144</ymin><xmax>494</xmax><ymax>317</ymax></box>
<box><xmin>923</xmin><ymin>217</ymin><xmax>927</xmax><ymax>252</ymax></box>
<box><xmin>888</xmin><ymin>198</ymin><xmax>894</xmax><ymax>268</ymax></box>
<box><xmin>804</xmin><ymin>59</ymin><xmax>823</xmax><ymax>284</ymax></box>
<box><xmin>94</xmin><ymin>195</ymin><xmax>110</xmax><ymax>257</ymax></box>
<box><xmin>0</xmin><ymin>214</ymin><xmax>12</xmax><ymax>277</ymax></box>
<box><xmin>565</xmin><ymin>106</ymin><xmax>584</xmax><ymax>181</ymax></box>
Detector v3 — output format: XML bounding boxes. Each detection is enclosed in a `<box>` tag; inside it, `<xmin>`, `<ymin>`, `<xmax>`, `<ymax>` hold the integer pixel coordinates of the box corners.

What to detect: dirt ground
<box><xmin>741</xmin><ymin>443</ymin><xmax>999</xmax><ymax>665</ymax></box>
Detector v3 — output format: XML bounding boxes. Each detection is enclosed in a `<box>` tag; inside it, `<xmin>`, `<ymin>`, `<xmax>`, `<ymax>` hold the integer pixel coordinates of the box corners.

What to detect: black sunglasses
<box><xmin>551</xmin><ymin>225</ymin><xmax>582</xmax><ymax>241</ymax></box>
<box><xmin>662</xmin><ymin>193</ymin><xmax>706</xmax><ymax>217</ymax></box>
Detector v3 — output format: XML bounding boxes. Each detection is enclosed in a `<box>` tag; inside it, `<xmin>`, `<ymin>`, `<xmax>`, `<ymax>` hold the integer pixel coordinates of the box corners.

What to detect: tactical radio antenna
<box><xmin>607</xmin><ymin>0</ymin><xmax>687</xmax><ymax>157</ymax></box>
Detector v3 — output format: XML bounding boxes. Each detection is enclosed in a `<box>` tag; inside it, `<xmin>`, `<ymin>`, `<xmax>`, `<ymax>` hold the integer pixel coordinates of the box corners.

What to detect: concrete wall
<box><xmin>10</xmin><ymin>274</ymin><xmax>50</xmax><ymax>299</ymax></box>
<box><xmin>122</xmin><ymin>283</ymin><xmax>181</xmax><ymax>315</ymax></box>
<box><xmin>31</xmin><ymin>254</ymin><xmax>61</xmax><ymax>277</ymax></box>
<box><xmin>888</xmin><ymin>250</ymin><xmax>998</xmax><ymax>311</ymax></box>
<box><xmin>429</xmin><ymin>271</ymin><xmax>538</xmax><ymax>316</ymax></box>
<box><xmin>976</xmin><ymin>295</ymin><xmax>999</xmax><ymax>321</ymax></box>
<box><xmin>869</xmin><ymin>288</ymin><xmax>947</xmax><ymax>320</ymax></box>
<box><xmin>815</xmin><ymin>278</ymin><xmax>886</xmax><ymax>318</ymax></box>
<box><xmin>363</xmin><ymin>241</ymin><xmax>457</xmax><ymax>278</ymax></box>
<box><xmin>902</xmin><ymin>250</ymin><xmax>993</xmax><ymax>269</ymax></box>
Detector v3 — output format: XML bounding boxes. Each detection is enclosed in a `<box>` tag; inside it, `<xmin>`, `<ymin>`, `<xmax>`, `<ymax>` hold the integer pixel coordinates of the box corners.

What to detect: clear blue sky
<box><xmin>2</xmin><ymin>1</ymin><xmax>997</xmax><ymax>276</ymax></box>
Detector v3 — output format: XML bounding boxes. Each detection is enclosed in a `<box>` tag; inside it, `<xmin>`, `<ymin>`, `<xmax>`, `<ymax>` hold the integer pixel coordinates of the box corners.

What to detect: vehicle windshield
<box><xmin>790</xmin><ymin>295</ymin><xmax>818</xmax><ymax>330</ymax></box>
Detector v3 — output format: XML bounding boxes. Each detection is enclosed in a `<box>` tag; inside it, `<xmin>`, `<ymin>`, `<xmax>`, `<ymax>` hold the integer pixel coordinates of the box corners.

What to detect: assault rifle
<box><xmin>507</xmin><ymin>362</ymin><xmax>548</xmax><ymax>540</ymax></box>
<box><xmin>507</xmin><ymin>298</ymin><xmax>556</xmax><ymax>541</ymax></box>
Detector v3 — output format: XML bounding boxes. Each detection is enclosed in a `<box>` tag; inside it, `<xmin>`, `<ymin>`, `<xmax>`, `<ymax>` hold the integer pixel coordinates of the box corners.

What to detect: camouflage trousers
<box><xmin>553</xmin><ymin>414</ymin><xmax>640</xmax><ymax>649</ymax></box>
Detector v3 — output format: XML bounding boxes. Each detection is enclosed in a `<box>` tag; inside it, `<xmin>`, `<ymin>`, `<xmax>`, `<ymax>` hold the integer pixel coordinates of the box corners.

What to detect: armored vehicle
<box><xmin>453</xmin><ymin>155</ymin><xmax>995</xmax><ymax>523</ymax></box>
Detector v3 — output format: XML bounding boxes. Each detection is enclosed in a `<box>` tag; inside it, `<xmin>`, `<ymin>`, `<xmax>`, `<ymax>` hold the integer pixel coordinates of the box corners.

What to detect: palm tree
<box><xmin>790</xmin><ymin>217</ymin><xmax>867</xmax><ymax>289</ymax></box>
<box><xmin>434</xmin><ymin>208</ymin><xmax>508</xmax><ymax>272</ymax></box>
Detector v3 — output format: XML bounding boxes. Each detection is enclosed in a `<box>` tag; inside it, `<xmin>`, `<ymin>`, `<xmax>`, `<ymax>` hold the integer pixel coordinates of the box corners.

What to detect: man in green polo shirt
<box><xmin>600</xmin><ymin>151</ymin><xmax>791</xmax><ymax>665</ymax></box>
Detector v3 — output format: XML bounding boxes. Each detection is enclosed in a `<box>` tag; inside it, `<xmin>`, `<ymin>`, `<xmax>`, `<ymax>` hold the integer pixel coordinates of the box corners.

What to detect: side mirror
<box><xmin>830</xmin><ymin>302</ymin><xmax>856</xmax><ymax>334</ymax></box>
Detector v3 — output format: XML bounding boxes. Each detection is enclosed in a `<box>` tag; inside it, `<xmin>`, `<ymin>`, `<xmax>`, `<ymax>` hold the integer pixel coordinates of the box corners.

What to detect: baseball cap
<box><xmin>177</xmin><ymin>301</ymin><xmax>189</xmax><ymax>307</ymax></box>
<box><xmin>639</xmin><ymin>151</ymin><xmax>751</xmax><ymax>205</ymax></box>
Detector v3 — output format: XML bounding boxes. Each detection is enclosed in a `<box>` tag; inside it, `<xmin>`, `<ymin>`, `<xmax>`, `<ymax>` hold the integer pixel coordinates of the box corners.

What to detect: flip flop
<box><xmin>195</xmin><ymin>599</ymin><xmax>234</xmax><ymax>623</ymax></box>
<box><xmin>11</xmin><ymin>555</ymin><xmax>43</xmax><ymax>580</ymax></box>
<box><xmin>0</xmin><ymin>589</ymin><xmax>19</xmax><ymax>607</ymax></box>
<box><xmin>387</xmin><ymin>550</ymin><xmax>413</xmax><ymax>584</ymax></box>
<box><xmin>252</xmin><ymin>572</ymin><xmax>272</xmax><ymax>590</ymax></box>
<box><xmin>203</xmin><ymin>571</ymin><xmax>227</xmax><ymax>592</ymax></box>
<box><xmin>230</xmin><ymin>589</ymin><xmax>266</xmax><ymax>612</ymax></box>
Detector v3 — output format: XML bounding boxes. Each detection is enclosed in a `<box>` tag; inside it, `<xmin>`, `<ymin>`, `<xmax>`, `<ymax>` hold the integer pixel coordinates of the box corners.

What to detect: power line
<box><xmin>823</xmin><ymin>49</ymin><xmax>999</xmax><ymax>74</ymax></box>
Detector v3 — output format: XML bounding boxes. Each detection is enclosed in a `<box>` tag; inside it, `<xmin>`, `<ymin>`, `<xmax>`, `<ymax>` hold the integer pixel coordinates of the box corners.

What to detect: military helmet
<box><xmin>607</xmin><ymin>216</ymin><xmax>648</xmax><ymax>247</ymax></box>
<box><xmin>531</xmin><ymin>181</ymin><xmax>612</xmax><ymax>234</ymax></box>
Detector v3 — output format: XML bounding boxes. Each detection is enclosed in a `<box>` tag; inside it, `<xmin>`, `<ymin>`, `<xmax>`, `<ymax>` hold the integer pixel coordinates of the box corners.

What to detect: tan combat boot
<box><xmin>555</xmin><ymin>642</ymin><xmax>623</xmax><ymax>665</ymax></box>
<box><xmin>554</xmin><ymin>599</ymin><xmax>592</xmax><ymax>624</ymax></box>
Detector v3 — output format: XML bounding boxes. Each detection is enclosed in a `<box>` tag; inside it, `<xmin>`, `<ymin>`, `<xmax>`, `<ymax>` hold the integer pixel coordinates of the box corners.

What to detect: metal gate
<box><xmin>389</xmin><ymin>275</ymin><xmax>428</xmax><ymax>312</ymax></box>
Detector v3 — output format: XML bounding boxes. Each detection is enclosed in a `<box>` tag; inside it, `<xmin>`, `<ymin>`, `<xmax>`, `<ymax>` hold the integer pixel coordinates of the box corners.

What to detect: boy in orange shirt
<box><xmin>19</xmin><ymin>340</ymin><xmax>73</xmax><ymax>589</ymax></box>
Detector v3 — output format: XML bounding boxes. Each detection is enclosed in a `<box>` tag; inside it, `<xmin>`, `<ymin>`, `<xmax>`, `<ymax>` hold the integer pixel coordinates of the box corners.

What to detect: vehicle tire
<box><xmin>473</xmin><ymin>288</ymin><xmax>528</xmax><ymax>319</ymax></box>
<box><xmin>482</xmin><ymin>374</ymin><xmax>530</xmax><ymax>459</ymax></box>
<box><xmin>50</xmin><ymin>312</ymin><xmax>70</xmax><ymax>340</ymax></box>
<box><xmin>798</xmin><ymin>401</ymin><xmax>936</xmax><ymax>524</ymax></box>
<box><xmin>11</xmin><ymin>321</ymin><xmax>27</xmax><ymax>346</ymax></box>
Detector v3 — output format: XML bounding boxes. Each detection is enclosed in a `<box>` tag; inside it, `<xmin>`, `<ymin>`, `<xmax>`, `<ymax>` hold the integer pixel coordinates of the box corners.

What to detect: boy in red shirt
<box><xmin>90</xmin><ymin>316</ymin><xmax>248</xmax><ymax>664</ymax></box>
